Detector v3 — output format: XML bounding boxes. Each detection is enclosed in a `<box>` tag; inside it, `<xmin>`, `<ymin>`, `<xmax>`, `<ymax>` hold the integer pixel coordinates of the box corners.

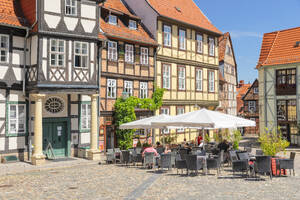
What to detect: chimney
<box><xmin>238</xmin><ymin>80</ymin><xmax>244</xmax><ymax>87</ymax></box>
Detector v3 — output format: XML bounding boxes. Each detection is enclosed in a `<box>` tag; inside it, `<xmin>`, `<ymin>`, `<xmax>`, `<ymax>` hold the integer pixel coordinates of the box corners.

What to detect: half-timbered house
<box><xmin>99</xmin><ymin>0</ymin><xmax>157</xmax><ymax>149</ymax></box>
<box><xmin>123</xmin><ymin>0</ymin><xmax>222</xmax><ymax>143</ymax></box>
<box><xmin>0</xmin><ymin>0</ymin><xmax>104</xmax><ymax>165</ymax></box>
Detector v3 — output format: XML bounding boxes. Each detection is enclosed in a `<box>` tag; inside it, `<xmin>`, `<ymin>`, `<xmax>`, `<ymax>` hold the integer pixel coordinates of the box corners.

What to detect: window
<box><xmin>196</xmin><ymin>34</ymin><xmax>203</xmax><ymax>53</ymax></box>
<box><xmin>124</xmin><ymin>80</ymin><xmax>133</xmax><ymax>96</ymax></box>
<box><xmin>50</xmin><ymin>39</ymin><xmax>65</xmax><ymax>67</ymax></box>
<box><xmin>8</xmin><ymin>104</ymin><xmax>26</xmax><ymax>134</ymax></box>
<box><xmin>162</xmin><ymin>64</ymin><xmax>171</xmax><ymax>89</ymax></box>
<box><xmin>74</xmin><ymin>42</ymin><xmax>88</xmax><ymax>68</ymax></box>
<box><xmin>276</xmin><ymin>68</ymin><xmax>296</xmax><ymax>95</ymax></box>
<box><xmin>277</xmin><ymin>100</ymin><xmax>297</xmax><ymax>121</ymax></box>
<box><xmin>108</xmin><ymin>41</ymin><xmax>118</xmax><ymax>61</ymax></box>
<box><xmin>140</xmin><ymin>82</ymin><xmax>148</xmax><ymax>99</ymax></box>
<box><xmin>254</xmin><ymin>87</ymin><xmax>258</xmax><ymax>94</ymax></box>
<box><xmin>179</xmin><ymin>29</ymin><xmax>186</xmax><ymax>50</ymax></box>
<box><xmin>107</xmin><ymin>79</ymin><xmax>116</xmax><ymax>98</ymax></box>
<box><xmin>248</xmin><ymin>101</ymin><xmax>256</xmax><ymax>112</ymax></box>
<box><xmin>45</xmin><ymin>97</ymin><xmax>64</xmax><ymax>114</ymax></box>
<box><xmin>177</xmin><ymin>107</ymin><xmax>185</xmax><ymax>132</ymax></box>
<box><xmin>65</xmin><ymin>0</ymin><xmax>77</xmax><ymax>16</ymax></box>
<box><xmin>81</xmin><ymin>103</ymin><xmax>91</xmax><ymax>130</ymax></box>
<box><xmin>208</xmin><ymin>71</ymin><xmax>215</xmax><ymax>92</ymax></box>
<box><xmin>163</xmin><ymin>25</ymin><xmax>171</xmax><ymax>47</ymax></box>
<box><xmin>209</xmin><ymin>37</ymin><xmax>215</xmax><ymax>56</ymax></box>
<box><xmin>178</xmin><ymin>66</ymin><xmax>185</xmax><ymax>90</ymax></box>
<box><xmin>140</xmin><ymin>47</ymin><xmax>148</xmax><ymax>65</ymax></box>
<box><xmin>161</xmin><ymin>107</ymin><xmax>170</xmax><ymax>133</ymax></box>
<box><xmin>129</xmin><ymin>20</ymin><xmax>137</xmax><ymax>29</ymax></box>
<box><xmin>196</xmin><ymin>68</ymin><xmax>203</xmax><ymax>91</ymax></box>
<box><xmin>125</xmin><ymin>44</ymin><xmax>134</xmax><ymax>63</ymax></box>
<box><xmin>231</xmin><ymin>66</ymin><xmax>235</xmax><ymax>75</ymax></box>
<box><xmin>0</xmin><ymin>35</ymin><xmax>9</xmax><ymax>63</ymax></box>
<box><xmin>108</xmin><ymin>15</ymin><xmax>117</xmax><ymax>25</ymax></box>
<box><xmin>226</xmin><ymin>45</ymin><xmax>232</xmax><ymax>56</ymax></box>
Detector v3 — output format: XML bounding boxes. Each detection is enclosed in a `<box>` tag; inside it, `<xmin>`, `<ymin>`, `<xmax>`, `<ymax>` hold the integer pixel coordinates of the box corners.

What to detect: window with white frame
<box><xmin>0</xmin><ymin>35</ymin><xmax>9</xmax><ymax>63</ymax></box>
<box><xmin>209</xmin><ymin>37</ymin><xmax>215</xmax><ymax>56</ymax></box>
<box><xmin>208</xmin><ymin>71</ymin><xmax>215</xmax><ymax>92</ymax></box>
<box><xmin>177</xmin><ymin>107</ymin><xmax>185</xmax><ymax>132</ymax></box>
<box><xmin>50</xmin><ymin>39</ymin><xmax>65</xmax><ymax>67</ymax></box>
<box><xmin>140</xmin><ymin>47</ymin><xmax>148</xmax><ymax>65</ymax></box>
<box><xmin>254</xmin><ymin>87</ymin><xmax>259</xmax><ymax>94</ymax></box>
<box><xmin>178</xmin><ymin>67</ymin><xmax>185</xmax><ymax>90</ymax></box>
<box><xmin>125</xmin><ymin>44</ymin><xmax>134</xmax><ymax>63</ymax></box>
<box><xmin>179</xmin><ymin>29</ymin><xmax>186</xmax><ymax>50</ymax></box>
<box><xmin>163</xmin><ymin>25</ymin><xmax>171</xmax><ymax>47</ymax></box>
<box><xmin>81</xmin><ymin>103</ymin><xmax>91</xmax><ymax>130</ymax></box>
<box><xmin>124</xmin><ymin>80</ymin><xmax>133</xmax><ymax>96</ymax></box>
<box><xmin>196</xmin><ymin>68</ymin><xmax>203</xmax><ymax>91</ymax></box>
<box><xmin>196</xmin><ymin>34</ymin><xmax>203</xmax><ymax>53</ymax></box>
<box><xmin>129</xmin><ymin>20</ymin><xmax>137</xmax><ymax>29</ymax></box>
<box><xmin>248</xmin><ymin>101</ymin><xmax>256</xmax><ymax>112</ymax></box>
<box><xmin>161</xmin><ymin>107</ymin><xmax>170</xmax><ymax>134</ymax></box>
<box><xmin>65</xmin><ymin>0</ymin><xmax>77</xmax><ymax>16</ymax></box>
<box><xmin>162</xmin><ymin>64</ymin><xmax>170</xmax><ymax>89</ymax></box>
<box><xmin>108</xmin><ymin>15</ymin><xmax>117</xmax><ymax>25</ymax></box>
<box><xmin>107</xmin><ymin>79</ymin><xmax>116</xmax><ymax>98</ymax></box>
<box><xmin>226</xmin><ymin>45</ymin><xmax>232</xmax><ymax>56</ymax></box>
<box><xmin>140</xmin><ymin>82</ymin><xmax>148</xmax><ymax>99</ymax></box>
<box><xmin>8</xmin><ymin>104</ymin><xmax>26</xmax><ymax>134</ymax></box>
<box><xmin>74</xmin><ymin>42</ymin><xmax>88</xmax><ymax>68</ymax></box>
<box><xmin>108</xmin><ymin>41</ymin><xmax>118</xmax><ymax>61</ymax></box>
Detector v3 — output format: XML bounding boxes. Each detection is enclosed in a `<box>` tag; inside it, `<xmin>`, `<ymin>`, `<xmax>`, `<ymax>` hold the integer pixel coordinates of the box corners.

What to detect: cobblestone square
<box><xmin>0</xmin><ymin>155</ymin><xmax>299</xmax><ymax>200</ymax></box>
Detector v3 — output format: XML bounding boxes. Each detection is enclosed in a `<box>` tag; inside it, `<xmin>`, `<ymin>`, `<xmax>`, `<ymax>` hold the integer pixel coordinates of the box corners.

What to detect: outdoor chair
<box><xmin>121</xmin><ymin>150</ymin><xmax>131</xmax><ymax>166</ymax></box>
<box><xmin>156</xmin><ymin>147</ymin><xmax>165</xmax><ymax>155</ymax></box>
<box><xmin>170</xmin><ymin>151</ymin><xmax>177</xmax><ymax>167</ymax></box>
<box><xmin>135</xmin><ymin>147</ymin><xmax>142</xmax><ymax>154</ymax></box>
<box><xmin>175</xmin><ymin>156</ymin><xmax>187</xmax><ymax>174</ymax></box>
<box><xmin>228</xmin><ymin>150</ymin><xmax>238</xmax><ymax>166</ymax></box>
<box><xmin>256</xmin><ymin>149</ymin><xmax>264</xmax><ymax>156</ymax></box>
<box><xmin>232</xmin><ymin>159</ymin><xmax>249</xmax><ymax>176</ymax></box>
<box><xmin>245</xmin><ymin>147</ymin><xmax>252</xmax><ymax>153</ymax></box>
<box><xmin>254</xmin><ymin>156</ymin><xmax>272</xmax><ymax>179</ymax></box>
<box><xmin>159</xmin><ymin>154</ymin><xmax>172</xmax><ymax>171</ymax></box>
<box><xmin>179</xmin><ymin>148</ymin><xmax>189</xmax><ymax>160</ymax></box>
<box><xmin>106</xmin><ymin>149</ymin><xmax>115</xmax><ymax>164</ymax></box>
<box><xmin>278</xmin><ymin>152</ymin><xmax>296</xmax><ymax>176</ymax></box>
<box><xmin>186</xmin><ymin>155</ymin><xmax>203</xmax><ymax>175</ymax></box>
<box><xmin>237</xmin><ymin>152</ymin><xmax>250</xmax><ymax>161</ymax></box>
<box><xmin>206</xmin><ymin>157</ymin><xmax>220</xmax><ymax>176</ymax></box>
<box><xmin>144</xmin><ymin>152</ymin><xmax>155</xmax><ymax>169</ymax></box>
<box><xmin>114</xmin><ymin>148</ymin><xmax>122</xmax><ymax>163</ymax></box>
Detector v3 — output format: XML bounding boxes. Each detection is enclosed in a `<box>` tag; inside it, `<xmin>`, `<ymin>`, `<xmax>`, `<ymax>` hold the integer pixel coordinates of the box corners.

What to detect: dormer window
<box><xmin>129</xmin><ymin>20</ymin><xmax>137</xmax><ymax>30</ymax></box>
<box><xmin>108</xmin><ymin>15</ymin><xmax>117</xmax><ymax>25</ymax></box>
<box><xmin>65</xmin><ymin>0</ymin><xmax>77</xmax><ymax>16</ymax></box>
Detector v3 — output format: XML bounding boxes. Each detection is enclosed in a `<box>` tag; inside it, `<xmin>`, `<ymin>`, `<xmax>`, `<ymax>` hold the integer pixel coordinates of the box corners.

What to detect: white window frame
<box><xmin>178</xmin><ymin>67</ymin><xmax>185</xmax><ymax>90</ymax></box>
<box><xmin>107</xmin><ymin>79</ymin><xmax>116</xmax><ymax>98</ymax></box>
<box><xmin>196</xmin><ymin>34</ymin><xmax>203</xmax><ymax>53</ymax></box>
<box><xmin>81</xmin><ymin>103</ymin><xmax>91</xmax><ymax>130</ymax></box>
<box><xmin>8</xmin><ymin>104</ymin><xmax>26</xmax><ymax>134</ymax></box>
<box><xmin>74</xmin><ymin>41</ymin><xmax>88</xmax><ymax>68</ymax></box>
<box><xmin>161</xmin><ymin>107</ymin><xmax>170</xmax><ymax>134</ymax></box>
<box><xmin>208</xmin><ymin>71</ymin><xmax>215</xmax><ymax>92</ymax></box>
<box><xmin>129</xmin><ymin>20</ymin><xmax>137</xmax><ymax>30</ymax></box>
<box><xmin>0</xmin><ymin>34</ymin><xmax>9</xmax><ymax>63</ymax></box>
<box><xmin>248</xmin><ymin>101</ymin><xmax>256</xmax><ymax>112</ymax></box>
<box><xmin>162</xmin><ymin>64</ymin><xmax>171</xmax><ymax>89</ymax></box>
<box><xmin>124</xmin><ymin>80</ymin><xmax>133</xmax><ymax>96</ymax></box>
<box><xmin>179</xmin><ymin>29</ymin><xmax>186</xmax><ymax>50</ymax></box>
<box><xmin>177</xmin><ymin>107</ymin><xmax>185</xmax><ymax>132</ymax></box>
<box><xmin>209</xmin><ymin>37</ymin><xmax>215</xmax><ymax>56</ymax></box>
<box><xmin>163</xmin><ymin>25</ymin><xmax>171</xmax><ymax>47</ymax></box>
<box><xmin>140</xmin><ymin>47</ymin><xmax>148</xmax><ymax>65</ymax></box>
<box><xmin>108</xmin><ymin>15</ymin><xmax>117</xmax><ymax>25</ymax></box>
<box><xmin>196</xmin><ymin>68</ymin><xmax>203</xmax><ymax>91</ymax></box>
<box><xmin>125</xmin><ymin>44</ymin><xmax>134</xmax><ymax>63</ymax></box>
<box><xmin>108</xmin><ymin>41</ymin><xmax>118</xmax><ymax>61</ymax></box>
<box><xmin>50</xmin><ymin>39</ymin><xmax>65</xmax><ymax>67</ymax></box>
<box><xmin>254</xmin><ymin>87</ymin><xmax>259</xmax><ymax>94</ymax></box>
<box><xmin>65</xmin><ymin>0</ymin><xmax>77</xmax><ymax>16</ymax></box>
<box><xmin>140</xmin><ymin>82</ymin><xmax>148</xmax><ymax>99</ymax></box>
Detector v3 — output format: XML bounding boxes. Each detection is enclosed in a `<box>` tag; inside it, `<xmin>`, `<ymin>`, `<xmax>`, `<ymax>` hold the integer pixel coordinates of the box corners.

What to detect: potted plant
<box><xmin>231</xmin><ymin>129</ymin><xmax>242</xmax><ymax>150</ymax></box>
<box><xmin>258</xmin><ymin>127</ymin><xmax>290</xmax><ymax>156</ymax></box>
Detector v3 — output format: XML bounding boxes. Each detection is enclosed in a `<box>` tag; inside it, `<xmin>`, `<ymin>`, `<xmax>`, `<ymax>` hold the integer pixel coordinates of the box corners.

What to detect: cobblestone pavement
<box><xmin>0</xmin><ymin>156</ymin><xmax>299</xmax><ymax>200</ymax></box>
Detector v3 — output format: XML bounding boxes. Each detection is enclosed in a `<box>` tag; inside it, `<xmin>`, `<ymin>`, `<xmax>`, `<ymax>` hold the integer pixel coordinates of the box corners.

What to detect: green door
<box><xmin>43</xmin><ymin>121</ymin><xmax>67</xmax><ymax>158</ymax></box>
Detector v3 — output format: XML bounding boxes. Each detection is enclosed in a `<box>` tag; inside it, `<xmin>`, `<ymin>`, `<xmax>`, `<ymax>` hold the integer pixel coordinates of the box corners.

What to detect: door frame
<box><xmin>43</xmin><ymin>117</ymin><xmax>71</xmax><ymax>157</ymax></box>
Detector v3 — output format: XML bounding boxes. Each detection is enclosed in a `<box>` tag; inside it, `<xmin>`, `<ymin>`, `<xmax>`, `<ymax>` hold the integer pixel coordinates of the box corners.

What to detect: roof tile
<box><xmin>0</xmin><ymin>0</ymin><xmax>28</xmax><ymax>28</ymax></box>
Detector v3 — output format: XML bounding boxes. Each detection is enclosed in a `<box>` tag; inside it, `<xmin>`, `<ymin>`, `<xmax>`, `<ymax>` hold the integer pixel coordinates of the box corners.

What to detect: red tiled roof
<box><xmin>146</xmin><ymin>0</ymin><xmax>222</xmax><ymax>35</ymax></box>
<box><xmin>100</xmin><ymin>0</ymin><xmax>157</xmax><ymax>45</ymax></box>
<box><xmin>0</xmin><ymin>0</ymin><xmax>28</xmax><ymax>28</ymax></box>
<box><xmin>257</xmin><ymin>27</ymin><xmax>300</xmax><ymax>68</ymax></box>
<box><xmin>102</xmin><ymin>0</ymin><xmax>140</xmax><ymax>19</ymax></box>
<box><xmin>237</xmin><ymin>83</ymin><xmax>251</xmax><ymax>114</ymax></box>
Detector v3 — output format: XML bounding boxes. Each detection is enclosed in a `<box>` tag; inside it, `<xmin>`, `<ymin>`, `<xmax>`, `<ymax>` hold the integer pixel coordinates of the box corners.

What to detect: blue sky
<box><xmin>195</xmin><ymin>0</ymin><xmax>300</xmax><ymax>83</ymax></box>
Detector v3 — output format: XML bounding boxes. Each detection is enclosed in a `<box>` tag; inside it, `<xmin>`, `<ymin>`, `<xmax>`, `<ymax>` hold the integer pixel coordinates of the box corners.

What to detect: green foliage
<box><xmin>258</xmin><ymin>127</ymin><xmax>290</xmax><ymax>156</ymax></box>
<box><xmin>160</xmin><ymin>135</ymin><xmax>177</xmax><ymax>144</ymax></box>
<box><xmin>204</xmin><ymin>133</ymin><xmax>211</xmax><ymax>143</ymax></box>
<box><xmin>213</xmin><ymin>132</ymin><xmax>223</xmax><ymax>143</ymax></box>
<box><xmin>232</xmin><ymin>129</ymin><xmax>242</xmax><ymax>150</ymax></box>
<box><xmin>114</xmin><ymin>87</ymin><xmax>165</xmax><ymax>150</ymax></box>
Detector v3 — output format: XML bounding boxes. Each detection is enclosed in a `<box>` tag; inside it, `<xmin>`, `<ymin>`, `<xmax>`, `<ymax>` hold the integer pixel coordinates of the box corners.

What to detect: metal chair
<box><xmin>232</xmin><ymin>159</ymin><xmax>249</xmax><ymax>176</ymax></box>
<box><xmin>278</xmin><ymin>152</ymin><xmax>296</xmax><ymax>177</ymax></box>
<box><xmin>144</xmin><ymin>152</ymin><xmax>155</xmax><ymax>168</ymax></box>
<box><xmin>254</xmin><ymin>156</ymin><xmax>272</xmax><ymax>179</ymax></box>
<box><xmin>121</xmin><ymin>150</ymin><xmax>131</xmax><ymax>166</ymax></box>
<box><xmin>206</xmin><ymin>157</ymin><xmax>220</xmax><ymax>176</ymax></box>
<box><xmin>256</xmin><ymin>149</ymin><xmax>263</xmax><ymax>156</ymax></box>
<box><xmin>179</xmin><ymin>148</ymin><xmax>188</xmax><ymax>159</ymax></box>
<box><xmin>156</xmin><ymin>147</ymin><xmax>165</xmax><ymax>155</ymax></box>
<box><xmin>228</xmin><ymin>150</ymin><xmax>238</xmax><ymax>166</ymax></box>
<box><xmin>170</xmin><ymin>151</ymin><xmax>177</xmax><ymax>167</ymax></box>
<box><xmin>186</xmin><ymin>155</ymin><xmax>202</xmax><ymax>175</ymax></box>
<box><xmin>175</xmin><ymin>155</ymin><xmax>187</xmax><ymax>174</ymax></box>
<box><xmin>237</xmin><ymin>152</ymin><xmax>250</xmax><ymax>161</ymax></box>
<box><xmin>106</xmin><ymin>149</ymin><xmax>115</xmax><ymax>164</ymax></box>
<box><xmin>159</xmin><ymin>154</ymin><xmax>172</xmax><ymax>171</ymax></box>
<box><xmin>114</xmin><ymin>148</ymin><xmax>122</xmax><ymax>163</ymax></box>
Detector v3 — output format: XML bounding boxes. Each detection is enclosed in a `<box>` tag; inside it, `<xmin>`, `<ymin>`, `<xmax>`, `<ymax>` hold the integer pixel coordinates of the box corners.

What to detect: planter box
<box><xmin>78</xmin><ymin>146</ymin><xmax>90</xmax><ymax>158</ymax></box>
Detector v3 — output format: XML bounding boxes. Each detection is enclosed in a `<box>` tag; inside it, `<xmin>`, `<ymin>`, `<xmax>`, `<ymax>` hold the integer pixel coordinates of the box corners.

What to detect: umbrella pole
<box><xmin>202</xmin><ymin>128</ymin><xmax>205</xmax><ymax>150</ymax></box>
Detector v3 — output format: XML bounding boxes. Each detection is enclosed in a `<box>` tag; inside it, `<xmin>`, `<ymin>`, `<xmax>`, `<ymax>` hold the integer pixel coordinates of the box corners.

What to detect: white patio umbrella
<box><xmin>119</xmin><ymin>114</ymin><xmax>172</xmax><ymax>129</ymax></box>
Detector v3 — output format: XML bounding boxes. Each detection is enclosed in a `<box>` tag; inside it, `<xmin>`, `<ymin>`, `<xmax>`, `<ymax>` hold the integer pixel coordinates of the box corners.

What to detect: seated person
<box><xmin>164</xmin><ymin>144</ymin><xmax>171</xmax><ymax>154</ymax></box>
<box><xmin>218</xmin><ymin>139</ymin><xmax>230</xmax><ymax>152</ymax></box>
<box><xmin>156</xmin><ymin>141</ymin><xmax>162</xmax><ymax>148</ymax></box>
<box><xmin>142</xmin><ymin>145</ymin><xmax>159</xmax><ymax>157</ymax></box>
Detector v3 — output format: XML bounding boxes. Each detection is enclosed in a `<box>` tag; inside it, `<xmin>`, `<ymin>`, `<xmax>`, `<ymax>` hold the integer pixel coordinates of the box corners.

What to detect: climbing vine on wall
<box><xmin>113</xmin><ymin>86</ymin><xmax>165</xmax><ymax>150</ymax></box>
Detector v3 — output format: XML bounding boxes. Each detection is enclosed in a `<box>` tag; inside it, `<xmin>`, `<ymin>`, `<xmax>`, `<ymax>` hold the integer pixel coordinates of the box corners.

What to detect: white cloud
<box><xmin>227</xmin><ymin>31</ymin><xmax>263</xmax><ymax>38</ymax></box>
